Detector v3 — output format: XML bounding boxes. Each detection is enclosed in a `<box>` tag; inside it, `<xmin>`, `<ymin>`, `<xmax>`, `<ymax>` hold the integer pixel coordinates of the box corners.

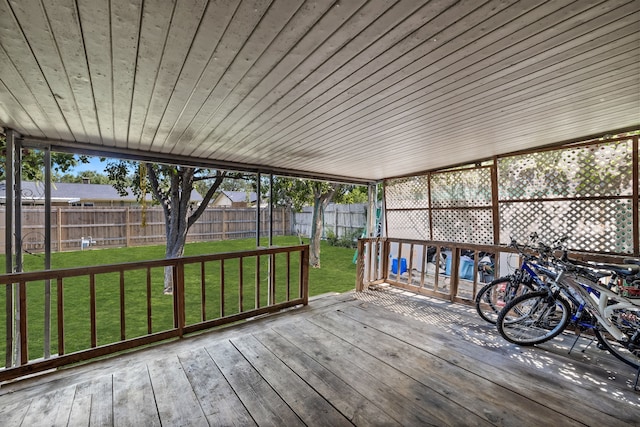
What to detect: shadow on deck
<box><xmin>1</xmin><ymin>287</ymin><xmax>638</xmax><ymax>426</ymax></box>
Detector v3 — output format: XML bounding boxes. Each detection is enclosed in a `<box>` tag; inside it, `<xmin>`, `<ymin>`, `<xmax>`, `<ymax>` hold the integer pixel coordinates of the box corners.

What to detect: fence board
<box><xmin>0</xmin><ymin>207</ymin><xmax>292</xmax><ymax>254</ymax></box>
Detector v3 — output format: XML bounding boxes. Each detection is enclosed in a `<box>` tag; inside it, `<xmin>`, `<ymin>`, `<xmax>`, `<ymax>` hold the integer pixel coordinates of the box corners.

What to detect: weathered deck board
<box><xmin>68</xmin><ymin>375</ymin><xmax>113</xmax><ymax>426</ymax></box>
<box><xmin>209</xmin><ymin>339</ymin><xmax>305</xmax><ymax>427</ymax></box>
<box><xmin>272</xmin><ymin>320</ymin><xmax>490</xmax><ymax>426</ymax></box>
<box><xmin>177</xmin><ymin>347</ymin><xmax>255</xmax><ymax>426</ymax></box>
<box><xmin>352</xmin><ymin>288</ymin><xmax>640</xmax><ymax>424</ymax></box>
<box><xmin>229</xmin><ymin>334</ymin><xmax>352</xmax><ymax>427</ymax></box>
<box><xmin>310</xmin><ymin>309</ymin><xmax>583</xmax><ymax>426</ymax></box>
<box><xmin>147</xmin><ymin>356</ymin><xmax>208</xmax><ymax>426</ymax></box>
<box><xmin>253</xmin><ymin>328</ymin><xmax>402</xmax><ymax>427</ymax></box>
<box><xmin>1</xmin><ymin>289</ymin><xmax>638</xmax><ymax>426</ymax></box>
<box><xmin>112</xmin><ymin>363</ymin><xmax>160</xmax><ymax>427</ymax></box>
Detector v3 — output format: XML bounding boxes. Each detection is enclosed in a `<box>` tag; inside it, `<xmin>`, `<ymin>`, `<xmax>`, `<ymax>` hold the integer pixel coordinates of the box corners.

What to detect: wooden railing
<box><xmin>0</xmin><ymin>245</ymin><xmax>309</xmax><ymax>382</ymax></box>
<box><xmin>356</xmin><ymin>237</ymin><xmax>631</xmax><ymax>304</ymax></box>
<box><xmin>356</xmin><ymin>238</ymin><xmax>501</xmax><ymax>304</ymax></box>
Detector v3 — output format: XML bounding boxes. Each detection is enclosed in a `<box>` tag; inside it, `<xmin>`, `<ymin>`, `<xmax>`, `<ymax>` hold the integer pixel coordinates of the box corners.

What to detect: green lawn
<box><xmin>1</xmin><ymin>236</ymin><xmax>357</xmax><ymax>361</ymax></box>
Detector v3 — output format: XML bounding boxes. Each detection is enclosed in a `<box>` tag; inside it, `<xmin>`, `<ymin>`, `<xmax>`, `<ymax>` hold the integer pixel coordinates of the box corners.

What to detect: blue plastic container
<box><xmin>392</xmin><ymin>258</ymin><xmax>408</xmax><ymax>274</ymax></box>
<box><xmin>459</xmin><ymin>256</ymin><xmax>474</xmax><ymax>280</ymax></box>
<box><xmin>444</xmin><ymin>255</ymin><xmax>474</xmax><ymax>280</ymax></box>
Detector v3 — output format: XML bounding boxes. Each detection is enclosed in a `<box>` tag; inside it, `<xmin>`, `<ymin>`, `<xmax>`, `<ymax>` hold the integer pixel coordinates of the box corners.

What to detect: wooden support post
<box><xmin>301</xmin><ymin>246</ymin><xmax>309</xmax><ymax>305</ymax></box>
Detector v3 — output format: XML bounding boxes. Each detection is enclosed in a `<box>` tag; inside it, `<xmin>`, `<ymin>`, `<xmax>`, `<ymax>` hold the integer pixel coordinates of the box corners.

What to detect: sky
<box><xmin>72</xmin><ymin>156</ymin><xmax>108</xmax><ymax>174</ymax></box>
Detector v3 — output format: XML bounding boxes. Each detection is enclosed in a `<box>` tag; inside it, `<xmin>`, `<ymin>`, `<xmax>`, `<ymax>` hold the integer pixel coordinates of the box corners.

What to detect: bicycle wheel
<box><xmin>497</xmin><ymin>291</ymin><xmax>571</xmax><ymax>346</ymax></box>
<box><xmin>475</xmin><ymin>276</ymin><xmax>534</xmax><ymax>324</ymax></box>
<box><xmin>594</xmin><ymin>307</ymin><xmax>640</xmax><ymax>369</ymax></box>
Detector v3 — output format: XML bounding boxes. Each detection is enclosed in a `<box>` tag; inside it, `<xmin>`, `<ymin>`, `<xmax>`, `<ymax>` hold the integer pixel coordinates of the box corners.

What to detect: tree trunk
<box><xmin>309</xmin><ymin>200</ymin><xmax>324</xmax><ymax>267</ymax></box>
<box><xmin>309</xmin><ymin>184</ymin><xmax>337</xmax><ymax>267</ymax></box>
<box><xmin>162</xmin><ymin>232</ymin><xmax>187</xmax><ymax>294</ymax></box>
<box><xmin>146</xmin><ymin>166</ymin><xmax>225</xmax><ymax>294</ymax></box>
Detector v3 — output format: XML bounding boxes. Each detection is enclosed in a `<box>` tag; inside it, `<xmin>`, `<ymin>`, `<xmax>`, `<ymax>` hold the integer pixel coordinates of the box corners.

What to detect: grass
<box><xmin>0</xmin><ymin>236</ymin><xmax>358</xmax><ymax>361</ymax></box>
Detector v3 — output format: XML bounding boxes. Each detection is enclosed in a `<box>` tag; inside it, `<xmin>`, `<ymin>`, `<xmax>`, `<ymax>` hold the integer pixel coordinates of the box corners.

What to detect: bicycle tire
<box><xmin>593</xmin><ymin>307</ymin><xmax>640</xmax><ymax>370</ymax></box>
<box><xmin>497</xmin><ymin>291</ymin><xmax>571</xmax><ymax>346</ymax></box>
<box><xmin>475</xmin><ymin>276</ymin><xmax>534</xmax><ymax>324</ymax></box>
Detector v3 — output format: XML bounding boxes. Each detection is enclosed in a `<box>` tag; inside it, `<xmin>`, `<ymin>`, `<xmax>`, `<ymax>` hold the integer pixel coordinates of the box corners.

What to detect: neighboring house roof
<box><xmin>0</xmin><ymin>181</ymin><xmax>203</xmax><ymax>204</ymax></box>
<box><xmin>222</xmin><ymin>191</ymin><xmax>258</xmax><ymax>203</ymax></box>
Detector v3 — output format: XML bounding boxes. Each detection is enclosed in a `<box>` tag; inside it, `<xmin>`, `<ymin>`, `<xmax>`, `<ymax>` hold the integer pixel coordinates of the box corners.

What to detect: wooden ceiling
<box><xmin>0</xmin><ymin>0</ymin><xmax>638</xmax><ymax>183</ymax></box>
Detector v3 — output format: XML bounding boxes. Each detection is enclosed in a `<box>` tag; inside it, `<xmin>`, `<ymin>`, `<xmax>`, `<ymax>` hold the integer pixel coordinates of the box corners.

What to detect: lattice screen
<box><xmin>385</xmin><ymin>176</ymin><xmax>429</xmax><ymax>209</ymax></box>
<box><xmin>498</xmin><ymin>139</ymin><xmax>635</xmax><ymax>252</ymax></box>
<box><xmin>500</xmin><ymin>199</ymin><xmax>634</xmax><ymax>253</ymax></box>
<box><xmin>386</xmin><ymin>209</ymin><xmax>430</xmax><ymax>240</ymax></box>
<box><xmin>431</xmin><ymin>167</ymin><xmax>492</xmax><ymax>208</ymax></box>
<box><xmin>431</xmin><ymin>208</ymin><xmax>494</xmax><ymax>245</ymax></box>
<box><xmin>386</xmin><ymin>167</ymin><xmax>493</xmax><ymax>243</ymax></box>
<box><xmin>498</xmin><ymin>139</ymin><xmax>633</xmax><ymax>199</ymax></box>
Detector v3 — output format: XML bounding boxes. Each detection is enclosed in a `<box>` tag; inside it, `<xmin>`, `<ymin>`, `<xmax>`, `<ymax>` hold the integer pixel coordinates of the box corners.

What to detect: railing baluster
<box><xmin>239</xmin><ymin>257</ymin><xmax>244</xmax><ymax>313</ymax></box>
<box><xmin>419</xmin><ymin>243</ymin><xmax>426</xmax><ymax>288</ymax></box>
<box><xmin>301</xmin><ymin>247</ymin><xmax>309</xmax><ymax>305</ymax></box>
<box><xmin>57</xmin><ymin>277</ymin><xmax>64</xmax><ymax>356</ymax></box>
<box><xmin>5</xmin><ymin>283</ymin><xmax>13</xmax><ymax>367</ymax></box>
<box><xmin>146</xmin><ymin>267</ymin><xmax>152</xmax><ymax>334</ymax></box>
<box><xmin>269</xmin><ymin>253</ymin><xmax>276</xmax><ymax>305</ymax></box>
<box><xmin>201</xmin><ymin>261</ymin><xmax>206</xmax><ymax>322</ymax></box>
<box><xmin>120</xmin><ymin>270</ymin><xmax>125</xmax><ymax>341</ymax></box>
<box><xmin>90</xmin><ymin>274</ymin><xmax>96</xmax><ymax>348</ymax></box>
<box><xmin>19</xmin><ymin>281</ymin><xmax>27</xmax><ymax>365</ymax></box>
<box><xmin>220</xmin><ymin>259</ymin><xmax>225</xmax><ymax>317</ymax></box>
<box><xmin>255</xmin><ymin>255</ymin><xmax>260</xmax><ymax>309</ymax></box>
<box><xmin>286</xmin><ymin>252</ymin><xmax>291</xmax><ymax>301</ymax></box>
<box><xmin>175</xmin><ymin>263</ymin><xmax>185</xmax><ymax>337</ymax></box>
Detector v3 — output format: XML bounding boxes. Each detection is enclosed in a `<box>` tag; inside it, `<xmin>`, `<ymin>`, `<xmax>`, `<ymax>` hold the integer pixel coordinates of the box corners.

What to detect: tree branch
<box><xmin>188</xmin><ymin>171</ymin><xmax>226</xmax><ymax>228</ymax></box>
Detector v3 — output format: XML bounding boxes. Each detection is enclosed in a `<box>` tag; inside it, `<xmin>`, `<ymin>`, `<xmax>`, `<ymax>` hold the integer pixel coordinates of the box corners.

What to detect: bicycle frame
<box><xmin>556</xmin><ymin>268</ymin><xmax>639</xmax><ymax>342</ymax></box>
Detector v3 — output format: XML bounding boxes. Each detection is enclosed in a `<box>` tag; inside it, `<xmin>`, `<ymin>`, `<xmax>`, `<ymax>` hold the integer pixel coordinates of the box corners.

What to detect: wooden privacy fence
<box><xmin>293</xmin><ymin>203</ymin><xmax>366</xmax><ymax>238</ymax></box>
<box><xmin>0</xmin><ymin>206</ymin><xmax>292</xmax><ymax>254</ymax></box>
<box><xmin>0</xmin><ymin>244</ymin><xmax>309</xmax><ymax>382</ymax></box>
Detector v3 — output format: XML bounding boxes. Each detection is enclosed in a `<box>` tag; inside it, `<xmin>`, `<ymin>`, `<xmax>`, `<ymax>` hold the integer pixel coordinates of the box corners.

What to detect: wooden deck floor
<box><xmin>1</xmin><ymin>287</ymin><xmax>639</xmax><ymax>426</ymax></box>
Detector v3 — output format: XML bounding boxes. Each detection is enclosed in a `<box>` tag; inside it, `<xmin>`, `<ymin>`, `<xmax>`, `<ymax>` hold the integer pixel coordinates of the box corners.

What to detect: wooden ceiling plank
<box><xmin>42</xmin><ymin>0</ymin><xmax>101</xmax><ymax>144</ymax></box>
<box><xmin>0</xmin><ymin>0</ymin><xmax>73</xmax><ymax>140</ymax></box>
<box><xmin>178</xmin><ymin>0</ymin><xmax>338</xmax><ymax>155</ymax></box>
<box><xmin>311</xmin><ymin>102</ymin><xmax>639</xmax><ymax>179</ymax></box>
<box><xmin>192</xmin><ymin>0</ymin><xmax>444</xmax><ymax>157</ymax></box>
<box><xmin>110</xmin><ymin>0</ymin><xmax>142</xmax><ymax>145</ymax></box>
<box><xmin>0</xmin><ymin>79</ymin><xmax>45</xmax><ymax>138</ymax></box>
<box><xmin>306</xmin><ymin>65</ymin><xmax>640</xmax><ymax>169</ymax></box>
<box><xmin>148</xmin><ymin>0</ymin><xmax>242</xmax><ymax>152</ymax></box>
<box><xmin>380</xmin><ymin>101</ymin><xmax>640</xmax><ymax>170</ymax></box>
<box><xmin>300</xmin><ymin>34</ymin><xmax>639</xmax><ymax>160</ymax></box>
<box><xmin>244</xmin><ymin>0</ymin><xmax>626</xmax><ymax>159</ymax></box>
<box><xmin>188</xmin><ymin>0</ymin><xmax>368</xmax><ymax>155</ymax></box>
<box><xmin>267</xmin><ymin>4</ymin><xmax>639</xmax><ymax>161</ymax></box>
<box><xmin>76</xmin><ymin>0</ymin><xmax>114</xmax><ymax>145</ymax></box>
<box><xmin>343</xmin><ymin>87</ymin><xmax>640</xmax><ymax>172</ymax></box>
<box><xmin>125</xmin><ymin>0</ymin><xmax>178</xmax><ymax>150</ymax></box>
<box><xmin>371</xmin><ymin>37</ymin><xmax>640</xmax><ymax>138</ymax></box>
<box><xmin>301</xmin><ymin>66</ymin><xmax>639</xmax><ymax>155</ymax></box>
<box><xmin>7</xmin><ymin>0</ymin><xmax>88</xmax><ymax>141</ymax></box>
<box><xmin>169</xmin><ymin>0</ymin><xmax>309</xmax><ymax>154</ymax></box>
<box><xmin>183</xmin><ymin>0</ymin><xmax>409</xmax><ymax>158</ymax></box>
<box><xmin>136</xmin><ymin>0</ymin><xmax>212</xmax><ymax>152</ymax></box>
<box><xmin>0</xmin><ymin>45</ymin><xmax>52</xmax><ymax>138</ymax></box>
<box><xmin>222</xmin><ymin>0</ymin><xmax>520</xmax><ymax>160</ymax></box>
<box><xmin>155</xmin><ymin>0</ymin><xmax>271</xmax><ymax>153</ymax></box>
